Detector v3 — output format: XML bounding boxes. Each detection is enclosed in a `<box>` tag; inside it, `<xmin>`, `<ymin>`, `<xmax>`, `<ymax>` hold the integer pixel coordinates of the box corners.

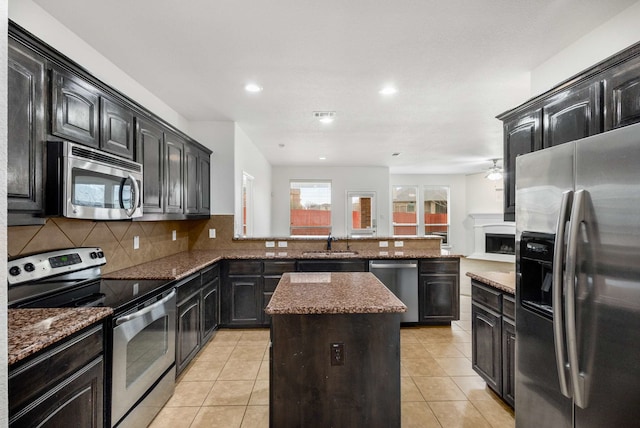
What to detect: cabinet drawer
<box><xmin>472</xmin><ymin>281</ymin><xmax>502</xmax><ymax>313</ymax></box>
<box><xmin>227</xmin><ymin>261</ymin><xmax>262</xmax><ymax>275</ymax></box>
<box><xmin>202</xmin><ymin>263</ymin><xmax>220</xmax><ymax>284</ymax></box>
<box><xmin>9</xmin><ymin>325</ymin><xmax>103</xmax><ymax>415</ymax></box>
<box><xmin>263</xmin><ymin>261</ymin><xmax>296</xmax><ymax>275</ymax></box>
<box><xmin>419</xmin><ymin>259</ymin><xmax>459</xmax><ymax>274</ymax></box>
<box><xmin>176</xmin><ymin>274</ymin><xmax>201</xmax><ymax>302</ymax></box>
<box><xmin>502</xmin><ymin>295</ymin><xmax>515</xmax><ymax>320</ymax></box>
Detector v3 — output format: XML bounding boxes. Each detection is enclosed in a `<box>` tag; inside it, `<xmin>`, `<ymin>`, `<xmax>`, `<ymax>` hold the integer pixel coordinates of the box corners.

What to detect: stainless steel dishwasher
<box><xmin>369</xmin><ymin>260</ymin><xmax>418</xmax><ymax>322</ymax></box>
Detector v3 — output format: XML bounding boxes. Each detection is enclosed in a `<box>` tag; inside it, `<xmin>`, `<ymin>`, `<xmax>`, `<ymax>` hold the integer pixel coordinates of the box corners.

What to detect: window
<box><xmin>392</xmin><ymin>185</ymin><xmax>418</xmax><ymax>236</ymax></box>
<box><xmin>290</xmin><ymin>181</ymin><xmax>332</xmax><ymax>236</ymax></box>
<box><xmin>424</xmin><ymin>185</ymin><xmax>449</xmax><ymax>244</ymax></box>
<box><xmin>347</xmin><ymin>191</ymin><xmax>376</xmax><ymax>237</ymax></box>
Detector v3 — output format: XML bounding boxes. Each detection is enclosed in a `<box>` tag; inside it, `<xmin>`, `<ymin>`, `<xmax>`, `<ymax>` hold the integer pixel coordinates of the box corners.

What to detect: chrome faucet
<box><xmin>327</xmin><ymin>233</ymin><xmax>337</xmax><ymax>251</ymax></box>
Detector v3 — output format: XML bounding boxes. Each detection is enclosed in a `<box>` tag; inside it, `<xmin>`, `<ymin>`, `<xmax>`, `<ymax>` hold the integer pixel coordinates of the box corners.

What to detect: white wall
<box><xmin>272</xmin><ymin>166</ymin><xmax>390</xmax><ymax>237</ymax></box>
<box><xmin>9</xmin><ymin>0</ymin><xmax>190</xmax><ymax>132</ymax></box>
<box><xmin>1</xmin><ymin>1</ymin><xmax>9</xmax><ymax>424</ymax></box>
<box><xmin>465</xmin><ymin>172</ymin><xmax>504</xmax><ymax>214</ymax></box>
<box><xmin>234</xmin><ymin>124</ymin><xmax>272</xmax><ymax>236</ymax></box>
<box><xmin>189</xmin><ymin>121</ymin><xmax>235</xmax><ymax>214</ymax></box>
<box><xmin>390</xmin><ymin>174</ymin><xmax>467</xmax><ymax>254</ymax></box>
<box><xmin>531</xmin><ymin>0</ymin><xmax>640</xmax><ymax>95</ymax></box>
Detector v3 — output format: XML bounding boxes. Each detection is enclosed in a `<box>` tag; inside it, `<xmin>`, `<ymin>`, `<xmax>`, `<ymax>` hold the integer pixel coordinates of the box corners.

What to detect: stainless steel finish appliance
<box><xmin>8</xmin><ymin>248</ymin><xmax>176</xmax><ymax>428</ymax></box>
<box><xmin>515</xmin><ymin>122</ymin><xmax>640</xmax><ymax>427</ymax></box>
<box><xmin>112</xmin><ymin>289</ymin><xmax>175</xmax><ymax>428</ymax></box>
<box><xmin>46</xmin><ymin>141</ymin><xmax>143</xmax><ymax>220</ymax></box>
<box><xmin>369</xmin><ymin>260</ymin><xmax>418</xmax><ymax>322</ymax></box>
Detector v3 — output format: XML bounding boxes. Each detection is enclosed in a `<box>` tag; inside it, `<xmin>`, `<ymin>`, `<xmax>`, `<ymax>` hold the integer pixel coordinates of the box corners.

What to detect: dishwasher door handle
<box><xmin>370</xmin><ymin>263</ymin><xmax>418</xmax><ymax>269</ymax></box>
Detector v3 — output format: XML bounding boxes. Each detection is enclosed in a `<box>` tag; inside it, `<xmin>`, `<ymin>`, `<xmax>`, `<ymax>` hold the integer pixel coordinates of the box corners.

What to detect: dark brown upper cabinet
<box><xmin>603</xmin><ymin>54</ymin><xmax>640</xmax><ymax>131</ymax></box>
<box><xmin>136</xmin><ymin>116</ymin><xmax>165</xmax><ymax>214</ymax></box>
<box><xmin>199</xmin><ymin>150</ymin><xmax>211</xmax><ymax>215</ymax></box>
<box><xmin>164</xmin><ymin>131</ymin><xmax>185</xmax><ymax>214</ymax></box>
<box><xmin>51</xmin><ymin>69</ymin><xmax>100</xmax><ymax>148</ymax></box>
<box><xmin>7</xmin><ymin>38</ymin><xmax>47</xmax><ymax>224</ymax></box>
<box><xmin>185</xmin><ymin>145</ymin><xmax>212</xmax><ymax>216</ymax></box>
<box><xmin>101</xmin><ymin>97</ymin><xmax>134</xmax><ymax>159</ymax></box>
<box><xmin>543</xmin><ymin>81</ymin><xmax>602</xmax><ymax>149</ymax></box>
<box><xmin>502</xmin><ymin>109</ymin><xmax>542</xmax><ymax>222</ymax></box>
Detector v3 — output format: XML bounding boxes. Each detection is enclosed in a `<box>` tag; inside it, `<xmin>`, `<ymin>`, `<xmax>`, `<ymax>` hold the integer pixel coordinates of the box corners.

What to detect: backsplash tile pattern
<box><xmin>8</xmin><ymin>218</ymin><xmax>191</xmax><ymax>274</ymax></box>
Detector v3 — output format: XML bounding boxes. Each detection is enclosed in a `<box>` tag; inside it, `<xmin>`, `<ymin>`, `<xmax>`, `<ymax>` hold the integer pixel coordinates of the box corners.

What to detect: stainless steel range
<box><xmin>8</xmin><ymin>247</ymin><xmax>176</xmax><ymax>428</ymax></box>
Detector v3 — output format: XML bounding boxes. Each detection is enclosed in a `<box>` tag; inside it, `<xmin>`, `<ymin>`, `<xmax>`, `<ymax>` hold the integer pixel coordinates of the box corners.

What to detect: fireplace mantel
<box><xmin>466</xmin><ymin>213</ymin><xmax>515</xmax><ymax>263</ymax></box>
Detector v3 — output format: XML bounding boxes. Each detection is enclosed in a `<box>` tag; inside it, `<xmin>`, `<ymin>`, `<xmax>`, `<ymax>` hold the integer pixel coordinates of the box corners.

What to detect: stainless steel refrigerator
<box><xmin>515</xmin><ymin>122</ymin><xmax>640</xmax><ymax>427</ymax></box>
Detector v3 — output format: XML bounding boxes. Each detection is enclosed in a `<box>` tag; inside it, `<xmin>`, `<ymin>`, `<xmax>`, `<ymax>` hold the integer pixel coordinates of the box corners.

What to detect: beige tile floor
<box><xmin>150</xmin><ymin>295</ymin><xmax>514</xmax><ymax>428</ymax></box>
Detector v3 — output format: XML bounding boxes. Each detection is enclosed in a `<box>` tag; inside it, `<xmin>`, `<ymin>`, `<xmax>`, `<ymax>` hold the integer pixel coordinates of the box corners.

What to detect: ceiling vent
<box><xmin>314</xmin><ymin>111</ymin><xmax>336</xmax><ymax>123</ymax></box>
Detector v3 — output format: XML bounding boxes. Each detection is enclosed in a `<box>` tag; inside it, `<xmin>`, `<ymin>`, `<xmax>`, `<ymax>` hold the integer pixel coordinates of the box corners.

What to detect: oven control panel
<box><xmin>8</xmin><ymin>247</ymin><xmax>106</xmax><ymax>285</ymax></box>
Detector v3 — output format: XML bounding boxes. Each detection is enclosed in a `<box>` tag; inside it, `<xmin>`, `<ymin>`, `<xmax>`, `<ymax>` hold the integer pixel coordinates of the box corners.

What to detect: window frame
<box><xmin>423</xmin><ymin>185</ymin><xmax>450</xmax><ymax>245</ymax></box>
<box><xmin>289</xmin><ymin>180</ymin><xmax>332</xmax><ymax>237</ymax></box>
<box><xmin>391</xmin><ymin>185</ymin><xmax>419</xmax><ymax>237</ymax></box>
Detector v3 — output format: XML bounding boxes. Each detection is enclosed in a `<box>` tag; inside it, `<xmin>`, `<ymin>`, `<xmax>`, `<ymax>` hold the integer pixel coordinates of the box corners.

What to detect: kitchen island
<box><xmin>265</xmin><ymin>272</ymin><xmax>406</xmax><ymax>428</ymax></box>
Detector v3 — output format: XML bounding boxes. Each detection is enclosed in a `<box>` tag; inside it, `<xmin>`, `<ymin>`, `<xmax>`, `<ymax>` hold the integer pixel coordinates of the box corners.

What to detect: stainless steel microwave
<box><xmin>45</xmin><ymin>141</ymin><xmax>143</xmax><ymax>220</ymax></box>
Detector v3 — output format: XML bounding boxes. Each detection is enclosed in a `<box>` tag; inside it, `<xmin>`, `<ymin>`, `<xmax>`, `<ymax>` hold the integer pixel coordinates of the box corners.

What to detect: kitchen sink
<box><xmin>301</xmin><ymin>250</ymin><xmax>358</xmax><ymax>257</ymax></box>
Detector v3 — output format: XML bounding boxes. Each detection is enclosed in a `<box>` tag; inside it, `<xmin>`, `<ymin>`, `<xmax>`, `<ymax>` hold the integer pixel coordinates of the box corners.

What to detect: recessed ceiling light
<box><xmin>245</xmin><ymin>83</ymin><xmax>263</xmax><ymax>93</ymax></box>
<box><xmin>379</xmin><ymin>86</ymin><xmax>397</xmax><ymax>96</ymax></box>
<box><xmin>319</xmin><ymin>156</ymin><xmax>327</xmax><ymax>160</ymax></box>
<box><xmin>392</xmin><ymin>152</ymin><xmax>401</xmax><ymax>157</ymax></box>
<box><xmin>278</xmin><ymin>144</ymin><xmax>285</xmax><ymax>148</ymax></box>
<box><xmin>314</xmin><ymin>111</ymin><xmax>336</xmax><ymax>124</ymax></box>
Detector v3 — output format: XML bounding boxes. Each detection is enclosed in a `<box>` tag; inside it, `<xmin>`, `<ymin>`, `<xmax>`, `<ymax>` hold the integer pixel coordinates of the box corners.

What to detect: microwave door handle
<box><xmin>565</xmin><ymin>189</ymin><xmax>586</xmax><ymax>408</ymax></box>
<box><xmin>553</xmin><ymin>190</ymin><xmax>572</xmax><ymax>398</ymax></box>
<box><xmin>121</xmin><ymin>174</ymin><xmax>140</xmax><ymax>218</ymax></box>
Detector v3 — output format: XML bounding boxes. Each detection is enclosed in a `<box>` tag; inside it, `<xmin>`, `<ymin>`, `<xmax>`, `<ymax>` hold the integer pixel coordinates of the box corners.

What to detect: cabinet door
<box><xmin>100</xmin><ymin>97</ymin><xmax>134</xmax><ymax>159</ymax></box>
<box><xmin>10</xmin><ymin>357</ymin><xmax>104</xmax><ymax>428</ymax></box>
<box><xmin>543</xmin><ymin>82</ymin><xmax>601</xmax><ymax>149</ymax></box>
<box><xmin>164</xmin><ymin>132</ymin><xmax>185</xmax><ymax>214</ymax></box>
<box><xmin>7</xmin><ymin>39</ymin><xmax>46</xmax><ymax>216</ymax></box>
<box><xmin>604</xmin><ymin>54</ymin><xmax>640</xmax><ymax>130</ymax></box>
<box><xmin>199</xmin><ymin>150</ymin><xmax>211</xmax><ymax>214</ymax></box>
<box><xmin>184</xmin><ymin>144</ymin><xmax>200</xmax><ymax>214</ymax></box>
<box><xmin>176</xmin><ymin>293</ymin><xmax>201</xmax><ymax>374</ymax></box>
<box><xmin>228</xmin><ymin>276</ymin><xmax>261</xmax><ymax>325</ymax></box>
<box><xmin>201</xmin><ymin>278</ymin><xmax>220</xmax><ymax>343</ymax></box>
<box><xmin>136</xmin><ymin>117</ymin><xmax>165</xmax><ymax>213</ymax></box>
<box><xmin>502</xmin><ymin>317</ymin><xmax>516</xmax><ymax>407</ymax></box>
<box><xmin>472</xmin><ymin>303</ymin><xmax>502</xmax><ymax>395</ymax></box>
<box><xmin>418</xmin><ymin>274</ymin><xmax>459</xmax><ymax>322</ymax></box>
<box><xmin>502</xmin><ymin>108</ymin><xmax>542</xmax><ymax>221</ymax></box>
<box><xmin>51</xmin><ymin>69</ymin><xmax>100</xmax><ymax>147</ymax></box>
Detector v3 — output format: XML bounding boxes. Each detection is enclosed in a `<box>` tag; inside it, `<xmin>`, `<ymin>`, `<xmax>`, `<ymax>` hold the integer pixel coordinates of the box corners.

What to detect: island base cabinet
<box><xmin>270</xmin><ymin>313</ymin><xmax>401</xmax><ymax>428</ymax></box>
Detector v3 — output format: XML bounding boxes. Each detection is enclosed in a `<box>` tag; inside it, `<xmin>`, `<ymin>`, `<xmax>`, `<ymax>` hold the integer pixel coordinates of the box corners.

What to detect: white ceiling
<box><xmin>33</xmin><ymin>0</ymin><xmax>637</xmax><ymax>174</ymax></box>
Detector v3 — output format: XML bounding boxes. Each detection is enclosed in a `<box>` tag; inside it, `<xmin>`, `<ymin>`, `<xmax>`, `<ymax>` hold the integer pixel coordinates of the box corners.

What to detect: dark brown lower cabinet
<box><xmin>472</xmin><ymin>303</ymin><xmax>502</xmax><ymax>393</ymax></box>
<box><xmin>419</xmin><ymin>258</ymin><xmax>460</xmax><ymax>323</ymax></box>
<box><xmin>9</xmin><ymin>324</ymin><xmax>105</xmax><ymax>427</ymax></box>
<box><xmin>471</xmin><ymin>280</ymin><xmax>515</xmax><ymax>407</ymax></box>
<box><xmin>176</xmin><ymin>264</ymin><xmax>221</xmax><ymax>375</ymax></box>
<box><xmin>270</xmin><ymin>313</ymin><xmax>401</xmax><ymax>427</ymax></box>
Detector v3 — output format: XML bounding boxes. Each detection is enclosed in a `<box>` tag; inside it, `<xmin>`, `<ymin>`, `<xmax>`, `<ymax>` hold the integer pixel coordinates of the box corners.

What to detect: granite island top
<box><xmin>104</xmin><ymin>249</ymin><xmax>460</xmax><ymax>281</ymax></box>
<box><xmin>265</xmin><ymin>272</ymin><xmax>407</xmax><ymax>315</ymax></box>
<box><xmin>466</xmin><ymin>271</ymin><xmax>516</xmax><ymax>294</ymax></box>
<box><xmin>8</xmin><ymin>307</ymin><xmax>113</xmax><ymax>366</ymax></box>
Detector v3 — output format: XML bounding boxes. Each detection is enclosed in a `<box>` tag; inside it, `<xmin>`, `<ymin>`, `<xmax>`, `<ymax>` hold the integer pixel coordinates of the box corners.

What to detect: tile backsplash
<box><xmin>8</xmin><ymin>217</ymin><xmax>191</xmax><ymax>274</ymax></box>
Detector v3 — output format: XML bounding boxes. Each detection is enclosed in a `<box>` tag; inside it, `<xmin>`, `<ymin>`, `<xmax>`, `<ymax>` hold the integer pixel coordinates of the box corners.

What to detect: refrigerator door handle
<box><xmin>565</xmin><ymin>189</ymin><xmax>586</xmax><ymax>408</ymax></box>
<box><xmin>553</xmin><ymin>190</ymin><xmax>573</xmax><ymax>398</ymax></box>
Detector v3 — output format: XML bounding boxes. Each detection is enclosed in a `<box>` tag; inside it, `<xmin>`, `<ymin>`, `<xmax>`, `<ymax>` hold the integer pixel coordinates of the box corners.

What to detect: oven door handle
<box><xmin>115</xmin><ymin>289</ymin><xmax>175</xmax><ymax>326</ymax></box>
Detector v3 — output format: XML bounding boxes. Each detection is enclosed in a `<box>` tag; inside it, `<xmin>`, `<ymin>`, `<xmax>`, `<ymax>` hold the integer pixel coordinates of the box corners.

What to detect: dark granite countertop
<box><xmin>265</xmin><ymin>272</ymin><xmax>407</xmax><ymax>315</ymax></box>
<box><xmin>103</xmin><ymin>249</ymin><xmax>460</xmax><ymax>281</ymax></box>
<box><xmin>466</xmin><ymin>271</ymin><xmax>516</xmax><ymax>295</ymax></box>
<box><xmin>8</xmin><ymin>307</ymin><xmax>113</xmax><ymax>366</ymax></box>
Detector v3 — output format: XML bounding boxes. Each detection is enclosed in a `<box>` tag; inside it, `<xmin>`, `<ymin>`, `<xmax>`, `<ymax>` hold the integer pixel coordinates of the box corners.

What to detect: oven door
<box><xmin>111</xmin><ymin>289</ymin><xmax>176</xmax><ymax>426</ymax></box>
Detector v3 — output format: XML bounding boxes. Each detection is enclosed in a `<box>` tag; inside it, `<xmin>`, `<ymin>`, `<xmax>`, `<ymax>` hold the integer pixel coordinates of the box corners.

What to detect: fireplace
<box><xmin>485</xmin><ymin>233</ymin><xmax>515</xmax><ymax>255</ymax></box>
<box><xmin>466</xmin><ymin>213</ymin><xmax>515</xmax><ymax>262</ymax></box>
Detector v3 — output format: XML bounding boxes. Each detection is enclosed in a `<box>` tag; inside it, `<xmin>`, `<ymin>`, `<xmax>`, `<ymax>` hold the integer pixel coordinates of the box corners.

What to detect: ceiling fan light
<box><xmin>485</xmin><ymin>159</ymin><xmax>503</xmax><ymax>181</ymax></box>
